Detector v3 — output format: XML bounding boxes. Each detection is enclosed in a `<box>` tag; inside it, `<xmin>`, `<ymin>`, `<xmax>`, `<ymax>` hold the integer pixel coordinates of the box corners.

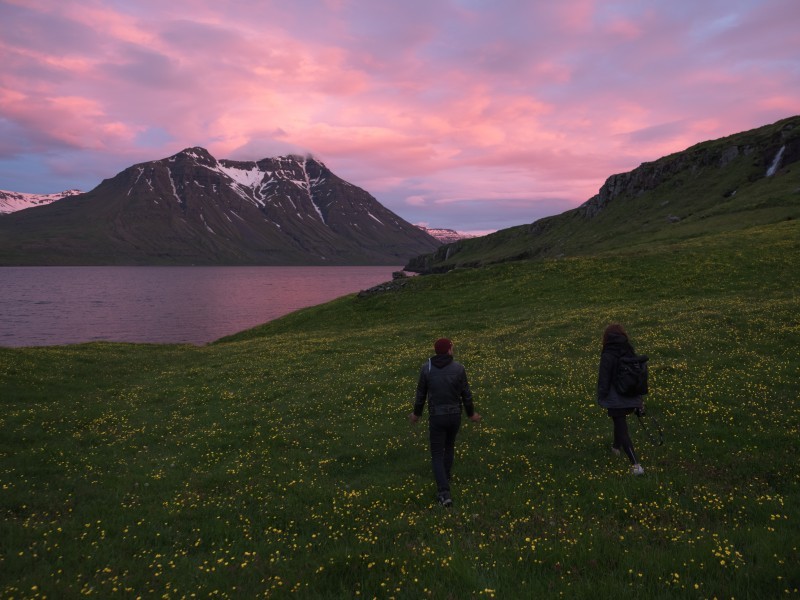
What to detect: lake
<box><xmin>0</xmin><ymin>266</ymin><xmax>400</xmax><ymax>347</ymax></box>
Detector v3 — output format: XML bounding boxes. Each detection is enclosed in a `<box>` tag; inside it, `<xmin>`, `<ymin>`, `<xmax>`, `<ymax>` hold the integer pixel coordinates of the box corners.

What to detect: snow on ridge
<box><xmin>255</xmin><ymin>183</ymin><xmax>268</xmax><ymax>204</ymax></box>
<box><xmin>275</xmin><ymin>154</ymin><xmax>304</xmax><ymax>163</ymax></box>
<box><xmin>303</xmin><ymin>156</ymin><xmax>327</xmax><ymax>226</ymax></box>
<box><xmin>416</xmin><ymin>226</ymin><xmax>478</xmax><ymax>243</ymax></box>
<box><xmin>200</xmin><ymin>213</ymin><xmax>215</xmax><ymax>234</ymax></box>
<box><xmin>211</xmin><ymin>162</ymin><xmax>268</xmax><ymax>206</ymax></box>
<box><xmin>166</xmin><ymin>167</ymin><xmax>182</xmax><ymax>204</ymax></box>
<box><xmin>184</xmin><ymin>148</ymin><xmax>211</xmax><ymax>162</ymax></box>
<box><xmin>218</xmin><ymin>163</ymin><xmax>264</xmax><ymax>189</ymax></box>
<box><xmin>229</xmin><ymin>184</ymin><xmax>254</xmax><ymax>203</ymax></box>
<box><xmin>0</xmin><ymin>189</ymin><xmax>82</xmax><ymax>214</ymax></box>
<box><xmin>366</xmin><ymin>211</ymin><xmax>384</xmax><ymax>225</ymax></box>
<box><xmin>128</xmin><ymin>168</ymin><xmax>144</xmax><ymax>196</ymax></box>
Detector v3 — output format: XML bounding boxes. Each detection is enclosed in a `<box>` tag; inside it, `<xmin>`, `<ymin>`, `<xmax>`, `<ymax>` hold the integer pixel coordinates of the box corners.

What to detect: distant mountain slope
<box><xmin>415</xmin><ymin>226</ymin><xmax>478</xmax><ymax>244</ymax></box>
<box><xmin>0</xmin><ymin>189</ymin><xmax>82</xmax><ymax>214</ymax></box>
<box><xmin>406</xmin><ymin>115</ymin><xmax>800</xmax><ymax>272</ymax></box>
<box><xmin>0</xmin><ymin>148</ymin><xmax>439</xmax><ymax>265</ymax></box>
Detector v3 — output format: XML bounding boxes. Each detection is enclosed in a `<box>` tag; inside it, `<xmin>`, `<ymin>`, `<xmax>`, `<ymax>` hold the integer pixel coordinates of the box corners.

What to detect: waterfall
<box><xmin>766</xmin><ymin>145</ymin><xmax>786</xmax><ymax>177</ymax></box>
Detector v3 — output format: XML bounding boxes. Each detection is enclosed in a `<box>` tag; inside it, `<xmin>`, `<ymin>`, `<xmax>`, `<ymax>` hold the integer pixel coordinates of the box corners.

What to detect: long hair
<box><xmin>602</xmin><ymin>323</ymin><xmax>628</xmax><ymax>346</ymax></box>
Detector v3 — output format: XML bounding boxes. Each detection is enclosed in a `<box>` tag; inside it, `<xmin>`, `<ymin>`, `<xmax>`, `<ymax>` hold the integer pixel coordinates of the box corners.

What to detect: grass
<box><xmin>407</xmin><ymin>115</ymin><xmax>800</xmax><ymax>272</ymax></box>
<box><xmin>1</xmin><ymin>220</ymin><xmax>799</xmax><ymax>598</ymax></box>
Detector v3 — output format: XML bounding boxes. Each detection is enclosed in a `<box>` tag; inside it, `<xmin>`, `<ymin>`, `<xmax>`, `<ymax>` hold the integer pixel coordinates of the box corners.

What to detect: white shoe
<box><xmin>631</xmin><ymin>464</ymin><xmax>644</xmax><ymax>476</ymax></box>
<box><xmin>611</xmin><ymin>446</ymin><xmax>621</xmax><ymax>457</ymax></box>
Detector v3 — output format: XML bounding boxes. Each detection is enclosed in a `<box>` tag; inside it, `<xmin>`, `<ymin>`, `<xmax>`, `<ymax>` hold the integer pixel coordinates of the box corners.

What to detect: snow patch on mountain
<box><xmin>416</xmin><ymin>226</ymin><xmax>476</xmax><ymax>244</ymax></box>
<box><xmin>0</xmin><ymin>189</ymin><xmax>82</xmax><ymax>214</ymax></box>
<box><xmin>218</xmin><ymin>163</ymin><xmax>264</xmax><ymax>189</ymax></box>
<box><xmin>166</xmin><ymin>167</ymin><xmax>181</xmax><ymax>204</ymax></box>
<box><xmin>2</xmin><ymin>147</ymin><xmax>441</xmax><ymax>266</ymax></box>
<box><xmin>303</xmin><ymin>157</ymin><xmax>327</xmax><ymax>224</ymax></box>
<box><xmin>129</xmin><ymin>168</ymin><xmax>144</xmax><ymax>196</ymax></box>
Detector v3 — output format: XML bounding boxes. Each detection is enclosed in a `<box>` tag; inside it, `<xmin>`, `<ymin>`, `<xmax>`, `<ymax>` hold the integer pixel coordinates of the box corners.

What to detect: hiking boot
<box><xmin>438</xmin><ymin>492</ymin><xmax>453</xmax><ymax>508</ymax></box>
<box><xmin>631</xmin><ymin>464</ymin><xmax>644</xmax><ymax>476</ymax></box>
<box><xmin>611</xmin><ymin>446</ymin><xmax>621</xmax><ymax>457</ymax></box>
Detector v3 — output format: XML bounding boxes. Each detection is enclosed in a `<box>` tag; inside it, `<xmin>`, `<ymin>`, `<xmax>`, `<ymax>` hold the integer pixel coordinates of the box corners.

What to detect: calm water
<box><xmin>0</xmin><ymin>266</ymin><xmax>399</xmax><ymax>347</ymax></box>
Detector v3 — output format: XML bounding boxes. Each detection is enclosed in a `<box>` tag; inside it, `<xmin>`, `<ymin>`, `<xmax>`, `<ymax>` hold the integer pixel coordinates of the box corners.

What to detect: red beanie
<box><xmin>434</xmin><ymin>338</ymin><xmax>453</xmax><ymax>355</ymax></box>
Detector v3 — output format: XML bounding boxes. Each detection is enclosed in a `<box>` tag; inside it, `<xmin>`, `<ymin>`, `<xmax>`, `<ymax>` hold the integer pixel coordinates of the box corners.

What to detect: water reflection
<box><xmin>0</xmin><ymin>266</ymin><xmax>399</xmax><ymax>347</ymax></box>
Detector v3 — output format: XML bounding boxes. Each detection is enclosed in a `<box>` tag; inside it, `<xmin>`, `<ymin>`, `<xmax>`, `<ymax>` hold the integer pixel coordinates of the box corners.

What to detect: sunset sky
<box><xmin>1</xmin><ymin>0</ymin><xmax>798</xmax><ymax>234</ymax></box>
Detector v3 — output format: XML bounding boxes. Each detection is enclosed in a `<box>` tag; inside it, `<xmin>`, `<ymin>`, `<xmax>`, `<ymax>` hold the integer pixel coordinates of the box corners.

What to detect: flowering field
<box><xmin>1</xmin><ymin>221</ymin><xmax>798</xmax><ymax>599</ymax></box>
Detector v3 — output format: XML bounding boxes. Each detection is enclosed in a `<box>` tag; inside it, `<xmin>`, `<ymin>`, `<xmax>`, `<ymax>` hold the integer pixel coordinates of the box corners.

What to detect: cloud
<box><xmin>0</xmin><ymin>0</ymin><xmax>798</xmax><ymax>231</ymax></box>
<box><xmin>405</xmin><ymin>196</ymin><xmax>427</xmax><ymax>207</ymax></box>
<box><xmin>0</xmin><ymin>87</ymin><xmax>139</xmax><ymax>153</ymax></box>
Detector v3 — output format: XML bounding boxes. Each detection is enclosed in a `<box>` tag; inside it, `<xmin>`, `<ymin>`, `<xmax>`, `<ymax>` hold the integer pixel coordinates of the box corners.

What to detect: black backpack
<box><xmin>615</xmin><ymin>355</ymin><xmax>649</xmax><ymax>396</ymax></box>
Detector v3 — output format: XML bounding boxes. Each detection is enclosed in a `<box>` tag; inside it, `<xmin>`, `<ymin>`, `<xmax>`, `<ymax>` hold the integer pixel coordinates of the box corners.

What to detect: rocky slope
<box><xmin>0</xmin><ymin>148</ymin><xmax>440</xmax><ymax>265</ymax></box>
<box><xmin>406</xmin><ymin>115</ymin><xmax>800</xmax><ymax>273</ymax></box>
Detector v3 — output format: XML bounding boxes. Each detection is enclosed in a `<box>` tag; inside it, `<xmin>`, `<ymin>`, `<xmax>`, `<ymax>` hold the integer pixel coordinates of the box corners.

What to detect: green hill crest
<box><xmin>406</xmin><ymin>115</ymin><xmax>800</xmax><ymax>272</ymax></box>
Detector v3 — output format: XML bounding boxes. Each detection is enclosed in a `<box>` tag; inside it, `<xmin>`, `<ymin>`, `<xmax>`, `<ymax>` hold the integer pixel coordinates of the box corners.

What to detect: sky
<box><xmin>1</xmin><ymin>0</ymin><xmax>799</xmax><ymax>234</ymax></box>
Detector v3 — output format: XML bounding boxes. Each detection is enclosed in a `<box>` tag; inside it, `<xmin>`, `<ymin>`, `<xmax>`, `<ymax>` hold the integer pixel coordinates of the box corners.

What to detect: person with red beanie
<box><xmin>410</xmin><ymin>338</ymin><xmax>481</xmax><ymax>507</ymax></box>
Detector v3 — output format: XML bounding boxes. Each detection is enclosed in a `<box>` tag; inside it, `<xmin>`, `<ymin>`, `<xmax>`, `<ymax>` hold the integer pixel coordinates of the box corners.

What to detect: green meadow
<box><xmin>1</xmin><ymin>220</ymin><xmax>798</xmax><ymax>598</ymax></box>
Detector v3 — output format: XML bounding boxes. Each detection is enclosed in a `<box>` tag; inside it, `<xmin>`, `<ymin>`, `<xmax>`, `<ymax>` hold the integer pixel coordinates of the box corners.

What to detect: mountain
<box><xmin>0</xmin><ymin>189</ymin><xmax>82</xmax><ymax>214</ymax></box>
<box><xmin>415</xmin><ymin>226</ymin><xmax>478</xmax><ymax>244</ymax></box>
<box><xmin>0</xmin><ymin>148</ymin><xmax>440</xmax><ymax>265</ymax></box>
<box><xmin>405</xmin><ymin>115</ymin><xmax>800</xmax><ymax>273</ymax></box>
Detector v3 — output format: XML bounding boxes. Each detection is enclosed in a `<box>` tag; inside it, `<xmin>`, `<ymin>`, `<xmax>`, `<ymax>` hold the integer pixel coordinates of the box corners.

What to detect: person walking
<box><xmin>597</xmin><ymin>324</ymin><xmax>645</xmax><ymax>476</ymax></box>
<box><xmin>410</xmin><ymin>338</ymin><xmax>481</xmax><ymax>507</ymax></box>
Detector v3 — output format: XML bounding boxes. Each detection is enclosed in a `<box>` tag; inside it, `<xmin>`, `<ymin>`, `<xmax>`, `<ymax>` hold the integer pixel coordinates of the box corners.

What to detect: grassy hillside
<box><xmin>1</xmin><ymin>220</ymin><xmax>799</xmax><ymax>598</ymax></box>
<box><xmin>407</xmin><ymin>116</ymin><xmax>800</xmax><ymax>272</ymax></box>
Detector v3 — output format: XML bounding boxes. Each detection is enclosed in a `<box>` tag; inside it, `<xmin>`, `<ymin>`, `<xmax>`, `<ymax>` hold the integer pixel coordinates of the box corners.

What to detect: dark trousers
<box><xmin>609</xmin><ymin>409</ymin><xmax>639</xmax><ymax>465</ymax></box>
<box><xmin>429</xmin><ymin>414</ymin><xmax>461</xmax><ymax>493</ymax></box>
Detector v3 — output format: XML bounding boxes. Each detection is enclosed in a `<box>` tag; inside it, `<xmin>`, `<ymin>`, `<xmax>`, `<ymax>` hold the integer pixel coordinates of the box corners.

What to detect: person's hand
<box><xmin>409</xmin><ymin>413</ymin><xmax>419</xmax><ymax>424</ymax></box>
<box><xmin>469</xmin><ymin>412</ymin><xmax>482</xmax><ymax>423</ymax></box>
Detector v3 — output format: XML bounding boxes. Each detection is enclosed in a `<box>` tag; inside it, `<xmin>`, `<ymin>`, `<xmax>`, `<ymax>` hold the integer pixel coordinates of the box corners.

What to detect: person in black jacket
<box><xmin>410</xmin><ymin>338</ymin><xmax>482</xmax><ymax>506</ymax></box>
<box><xmin>597</xmin><ymin>324</ymin><xmax>645</xmax><ymax>476</ymax></box>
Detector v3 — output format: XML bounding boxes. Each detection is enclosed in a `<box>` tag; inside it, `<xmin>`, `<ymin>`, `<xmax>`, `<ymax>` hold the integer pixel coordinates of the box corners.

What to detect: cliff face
<box><xmin>579</xmin><ymin>117</ymin><xmax>800</xmax><ymax>218</ymax></box>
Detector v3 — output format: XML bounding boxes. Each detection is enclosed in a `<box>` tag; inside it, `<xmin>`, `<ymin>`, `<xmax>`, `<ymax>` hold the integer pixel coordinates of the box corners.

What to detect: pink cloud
<box><xmin>0</xmin><ymin>86</ymin><xmax>138</xmax><ymax>151</ymax></box>
<box><xmin>603</xmin><ymin>18</ymin><xmax>643</xmax><ymax>40</ymax></box>
<box><xmin>0</xmin><ymin>0</ymin><xmax>798</xmax><ymax>231</ymax></box>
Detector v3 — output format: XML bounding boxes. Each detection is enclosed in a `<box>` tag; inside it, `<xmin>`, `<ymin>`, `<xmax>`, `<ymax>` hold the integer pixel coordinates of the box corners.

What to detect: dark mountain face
<box><xmin>0</xmin><ymin>148</ymin><xmax>440</xmax><ymax>265</ymax></box>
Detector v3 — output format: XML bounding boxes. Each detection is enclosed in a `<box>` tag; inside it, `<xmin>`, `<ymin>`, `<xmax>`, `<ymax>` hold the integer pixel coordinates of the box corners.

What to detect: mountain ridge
<box><xmin>415</xmin><ymin>226</ymin><xmax>478</xmax><ymax>244</ymax></box>
<box><xmin>0</xmin><ymin>148</ymin><xmax>440</xmax><ymax>265</ymax></box>
<box><xmin>405</xmin><ymin>115</ymin><xmax>800</xmax><ymax>273</ymax></box>
<box><xmin>0</xmin><ymin>189</ymin><xmax>83</xmax><ymax>214</ymax></box>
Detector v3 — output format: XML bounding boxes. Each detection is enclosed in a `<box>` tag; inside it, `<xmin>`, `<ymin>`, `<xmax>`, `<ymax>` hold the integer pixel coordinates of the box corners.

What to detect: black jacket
<box><xmin>414</xmin><ymin>354</ymin><xmax>475</xmax><ymax>417</ymax></box>
<box><xmin>597</xmin><ymin>332</ymin><xmax>644</xmax><ymax>410</ymax></box>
